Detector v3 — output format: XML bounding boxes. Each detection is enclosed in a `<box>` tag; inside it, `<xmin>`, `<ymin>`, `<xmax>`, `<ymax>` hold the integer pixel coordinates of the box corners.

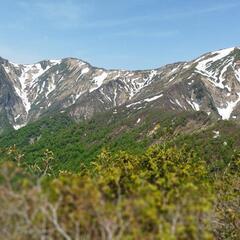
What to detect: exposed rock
<box><xmin>0</xmin><ymin>47</ymin><xmax>240</xmax><ymax>131</ymax></box>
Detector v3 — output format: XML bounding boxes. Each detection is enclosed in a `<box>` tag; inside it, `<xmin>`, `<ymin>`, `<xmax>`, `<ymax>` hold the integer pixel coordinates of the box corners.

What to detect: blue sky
<box><xmin>0</xmin><ymin>0</ymin><xmax>239</xmax><ymax>69</ymax></box>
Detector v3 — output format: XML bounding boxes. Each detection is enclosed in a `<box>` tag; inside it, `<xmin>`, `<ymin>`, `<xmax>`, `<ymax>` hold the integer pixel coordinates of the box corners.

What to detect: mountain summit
<box><xmin>0</xmin><ymin>47</ymin><xmax>240</xmax><ymax>132</ymax></box>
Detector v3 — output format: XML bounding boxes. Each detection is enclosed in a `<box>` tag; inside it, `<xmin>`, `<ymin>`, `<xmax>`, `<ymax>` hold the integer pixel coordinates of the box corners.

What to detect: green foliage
<box><xmin>0</xmin><ymin>145</ymin><xmax>216</xmax><ymax>240</ymax></box>
<box><xmin>171</xmin><ymin>120</ymin><xmax>240</xmax><ymax>172</ymax></box>
<box><xmin>0</xmin><ymin>109</ymin><xmax>239</xmax><ymax>239</ymax></box>
<box><xmin>43</xmin><ymin>146</ymin><xmax>214</xmax><ymax>239</ymax></box>
<box><xmin>0</xmin><ymin>110</ymin><xmax>211</xmax><ymax>173</ymax></box>
<box><xmin>212</xmin><ymin>151</ymin><xmax>240</xmax><ymax>239</ymax></box>
<box><xmin>1</xmin><ymin>139</ymin><xmax>240</xmax><ymax>239</ymax></box>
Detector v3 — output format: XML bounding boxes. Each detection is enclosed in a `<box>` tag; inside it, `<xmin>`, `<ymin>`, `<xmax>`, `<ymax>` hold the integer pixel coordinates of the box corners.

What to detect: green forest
<box><xmin>0</xmin><ymin>110</ymin><xmax>239</xmax><ymax>239</ymax></box>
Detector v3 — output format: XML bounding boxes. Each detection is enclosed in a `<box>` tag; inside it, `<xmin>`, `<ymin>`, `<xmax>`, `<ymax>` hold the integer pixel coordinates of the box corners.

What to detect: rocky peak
<box><xmin>0</xmin><ymin>47</ymin><xmax>240</xmax><ymax>132</ymax></box>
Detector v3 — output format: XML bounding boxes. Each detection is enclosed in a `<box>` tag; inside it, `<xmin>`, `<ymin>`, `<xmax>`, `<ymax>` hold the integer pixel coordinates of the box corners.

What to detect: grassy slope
<box><xmin>171</xmin><ymin>120</ymin><xmax>240</xmax><ymax>171</ymax></box>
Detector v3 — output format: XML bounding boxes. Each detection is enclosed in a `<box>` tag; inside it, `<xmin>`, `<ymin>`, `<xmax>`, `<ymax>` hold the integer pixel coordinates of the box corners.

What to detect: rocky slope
<box><xmin>124</xmin><ymin>47</ymin><xmax>240</xmax><ymax>120</ymax></box>
<box><xmin>0</xmin><ymin>47</ymin><xmax>240</xmax><ymax>131</ymax></box>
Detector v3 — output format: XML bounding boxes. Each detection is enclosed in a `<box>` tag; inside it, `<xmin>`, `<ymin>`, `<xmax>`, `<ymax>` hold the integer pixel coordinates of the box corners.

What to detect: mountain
<box><xmin>0</xmin><ymin>48</ymin><xmax>239</xmax><ymax>240</ymax></box>
<box><xmin>0</xmin><ymin>47</ymin><xmax>240</xmax><ymax>132</ymax></box>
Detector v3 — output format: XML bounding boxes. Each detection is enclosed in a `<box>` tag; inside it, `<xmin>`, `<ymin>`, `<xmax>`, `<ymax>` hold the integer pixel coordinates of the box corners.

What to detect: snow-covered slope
<box><xmin>120</xmin><ymin>47</ymin><xmax>240</xmax><ymax>121</ymax></box>
<box><xmin>2</xmin><ymin>60</ymin><xmax>62</xmax><ymax>129</ymax></box>
<box><xmin>194</xmin><ymin>47</ymin><xmax>240</xmax><ymax>119</ymax></box>
<box><xmin>0</xmin><ymin>46</ymin><xmax>240</xmax><ymax>131</ymax></box>
<box><xmin>0</xmin><ymin>57</ymin><xmax>165</xmax><ymax>129</ymax></box>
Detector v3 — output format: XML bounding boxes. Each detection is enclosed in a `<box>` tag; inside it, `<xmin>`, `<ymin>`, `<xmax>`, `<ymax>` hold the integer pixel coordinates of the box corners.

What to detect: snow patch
<box><xmin>145</xmin><ymin>94</ymin><xmax>163</xmax><ymax>102</ymax></box>
<box><xmin>126</xmin><ymin>94</ymin><xmax>163</xmax><ymax>108</ymax></box>
<box><xmin>38</xmin><ymin>81</ymin><xmax>46</xmax><ymax>94</ymax></box>
<box><xmin>234</xmin><ymin>65</ymin><xmax>240</xmax><ymax>82</ymax></box>
<box><xmin>99</xmin><ymin>89</ymin><xmax>112</xmax><ymax>102</ymax></box>
<box><xmin>75</xmin><ymin>91</ymin><xmax>84</xmax><ymax>100</ymax></box>
<box><xmin>10</xmin><ymin>60</ymin><xmax>60</xmax><ymax>115</ymax></box>
<box><xmin>113</xmin><ymin>88</ymin><xmax>117</xmax><ymax>107</ymax></box>
<box><xmin>122</xmin><ymin>70</ymin><xmax>160</xmax><ymax>99</ymax></box>
<box><xmin>126</xmin><ymin>100</ymin><xmax>142</xmax><ymax>108</ymax></box>
<box><xmin>188</xmin><ymin>80</ymin><xmax>195</xmax><ymax>85</ymax></box>
<box><xmin>81</xmin><ymin>67</ymin><xmax>89</xmax><ymax>75</ymax></box>
<box><xmin>217</xmin><ymin>93</ymin><xmax>240</xmax><ymax>120</ymax></box>
<box><xmin>149</xmin><ymin>70</ymin><xmax>157</xmax><ymax>81</ymax></box>
<box><xmin>187</xmin><ymin>100</ymin><xmax>200</xmax><ymax>111</ymax></box>
<box><xmin>13</xmin><ymin>123</ymin><xmax>27</xmax><ymax>130</ymax></box>
<box><xmin>50</xmin><ymin>59</ymin><xmax>62</xmax><ymax>65</ymax></box>
<box><xmin>14</xmin><ymin>114</ymin><xmax>21</xmax><ymax>121</ymax></box>
<box><xmin>182</xmin><ymin>63</ymin><xmax>190</xmax><ymax>69</ymax></box>
<box><xmin>45</xmin><ymin>75</ymin><xmax>56</xmax><ymax>98</ymax></box>
<box><xmin>213</xmin><ymin>131</ymin><xmax>220</xmax><ymax>139</ymax></box>
<box><xmin>170</xmin><ymin>65</ymin><xmax>181</xmax><ymax>74</ymax></box>
<box><xmin>90</xmin><ymin>72</ymin><xmax>108</xmax><ymax>92</ymax></box>
<box><xmin>195</xmin><ymin>47</ymin><xmax>234</xmax><ymax>90</ymax></box>
<box><xmin>175</xmin><ymin>99</ymin><xmax>182</xmax><ymax>108</ymax></box>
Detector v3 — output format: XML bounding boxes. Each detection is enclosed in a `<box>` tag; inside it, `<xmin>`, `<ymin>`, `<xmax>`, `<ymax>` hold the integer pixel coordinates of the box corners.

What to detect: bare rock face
<box><xmin>0</xmin><ymin>47</ymin><xmax>240</xmax><ymax>131</ymax></box>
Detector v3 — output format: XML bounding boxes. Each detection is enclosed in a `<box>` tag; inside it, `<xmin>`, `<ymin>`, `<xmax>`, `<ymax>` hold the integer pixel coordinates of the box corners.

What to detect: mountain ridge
<box><xmin>0</xmin><ymin>46</ymin><xmax>240</xmax><ymax>132</ymax></box>
<box><xmin>3</xmin><ymin>46</ymin><xmax>239</xmax><ymax>71</ymax></box>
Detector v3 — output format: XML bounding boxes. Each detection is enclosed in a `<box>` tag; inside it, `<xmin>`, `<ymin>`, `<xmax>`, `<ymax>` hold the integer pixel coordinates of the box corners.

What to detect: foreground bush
<box><xmin>0</xmin><ymin>146</ymin><xmax>238</xmax><ymax>239</ymax></box>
